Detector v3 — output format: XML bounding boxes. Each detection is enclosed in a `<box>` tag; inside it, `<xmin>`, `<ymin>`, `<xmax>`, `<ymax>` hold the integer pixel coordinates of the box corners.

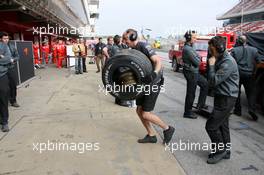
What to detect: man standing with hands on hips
<box><xmin>122</xmin><ymin>29</ymin><xmax>175</xmax><ymax>144</ymax></box>
<box><xmin>206</xmin><ymin>36</ymin><xmax>239</xmax><ymax>164</ymax></box>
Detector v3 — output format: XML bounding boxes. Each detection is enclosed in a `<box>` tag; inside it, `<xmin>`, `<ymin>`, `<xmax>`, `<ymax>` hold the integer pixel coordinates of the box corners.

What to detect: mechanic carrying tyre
<box><xmin>102</xmin><ymin>29</ymin><xmax>175</xmax><ymax>144</ymax></box>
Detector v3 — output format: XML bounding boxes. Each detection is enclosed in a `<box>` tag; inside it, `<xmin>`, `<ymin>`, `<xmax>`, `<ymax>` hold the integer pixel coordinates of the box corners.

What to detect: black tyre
<box><xmin>102</xmin><ymin>49</ymin><xmax>153</xmax><ymax>100</ymax></box>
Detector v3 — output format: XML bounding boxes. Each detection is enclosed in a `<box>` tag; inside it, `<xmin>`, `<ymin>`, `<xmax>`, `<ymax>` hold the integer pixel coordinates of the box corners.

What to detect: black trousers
<box><xmin>82</xmin><ymin>57</ymin><xmax>87</xmax><ymax>72</ymax></box>
<box><xmin>7</xmin><ymin>67</ymin><xmax>18</xmax><ymax>104</ymax></box>
<box><xmin>206</xmin><ymin>95</ymin><xmax>236</xmax><ymax>151</ymax></box>
<box><xmin>0</xmin><ymin>75</ymin><xmax>9</xmax><ymax>125</ymax></box>
<box><xmin>234</xmin><ymin>74</ymin><xmax>256</xmax><ymax>113</ymax></box>
<box><xmin>183</xmin><ymin>69</ymin><xmax>208</xmax><ymax>116</ymax></box>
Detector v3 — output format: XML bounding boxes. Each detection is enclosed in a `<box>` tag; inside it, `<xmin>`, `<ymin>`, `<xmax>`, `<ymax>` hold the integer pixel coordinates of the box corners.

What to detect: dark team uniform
<box><xmin>231</xmin><ymin>45</ymin><xmax>260</xmax><ymax>116</ymax></box>
<box><xmin>182</xmin><ymin>43</ymin><xmax>208</xmax><ymax>116</ymax></box>
<box><xmin>206</xmin><ymin>51</ymin><xmax>239</xmax><ymax>154</ymax></box>
<box><xmin>0</xmin><ymin>43</ymin><xmax>12</xmax><ymax>126</ymax></box>
<box><xmin>134</xmin><ymin>42</ymin><xmax>163</xmax><ymax>112</ymax></box>
<box><xmin>7</xmin><ymin>42</ymin><xmax>19</xmax><ymax>105</ymax></box>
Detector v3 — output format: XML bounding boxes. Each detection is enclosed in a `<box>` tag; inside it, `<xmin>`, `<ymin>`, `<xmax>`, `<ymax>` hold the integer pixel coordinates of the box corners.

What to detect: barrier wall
<box><xmin>9</xmin><ymin>40</ymin><xmax>35</xmax><ymax>85</ymax></box>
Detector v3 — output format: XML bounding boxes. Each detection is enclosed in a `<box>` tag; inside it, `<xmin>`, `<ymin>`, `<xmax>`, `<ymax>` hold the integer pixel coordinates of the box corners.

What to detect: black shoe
<box><xmin>197</xmin><ymin>105</ymin><xmax>208</xmax><ymax>110</ymax></box>
<box><xmin>75</xmin><ymin>72</ymin><xmax>79</xmax><ymax>74</ymax></box>
<box><xmin>35</xmin><ymin>64</ymin><xmax>41</xmax><ymax>69</ymax></box>
<box><xmin>249</xmin><ymin>111</ymin><xmax>258</xmax><ymax>121</ymax></box>
<box><xmin>208</xmin><ymin>150</ymin><xmax>230</xmax><ymax>159</ymax></box>
<box><xmin>119</xmin><ymin>100</ymin><xmax>132</xmax><ymax>107</ymax></box>
<box><xmin>1</xmin><ymin>124</ymin><xmax>9</xmax><ymax>132</ymax></box>
<box><xmin>233</xmin><ymin>110</ymin><xmax>241</xmax><ymax>116</ymax></box>
<box><xmin>207</xmin><ymin>151</ymin><xmax>227</xmax><ymax>164</ymax></box>
<box><xmin>183</xmin><ymin>114</ymin><xmax>197</xmax><ymax>119</ymax></box>
<box><xmin>137</xmin><ymin>135</ymin><xmax>157</xmax><ymax>143</ymax></box>
<box><xmin>192</xmin><ymin>108</ymin><xmax>200</xmax><ymax>113</ymax></box>
<box><xmin>223</xmin><ymin>150</ymin><xmax>231</xmax><ymax>159</ymax></box>
<box><xmin>11</xmin><ymin>102</ymin><xmax>20</xmax><ymax>108</ymax></box>
<box><xmin>83</xmin><ymin>70</ymin><xmax>87</xmax><ymax>73</ymax></box>
<box><xmin>203</xmin><ymin>105</ymin><xmax>209</xmax><ymax>110</ymax></box>
<box><xmin>163</xmin><ymin>126</ymin><xmax>175</xmax><ymax>144</ymax></box>
<box><xmin>96</xmin><ymin>70</ymin><xmax>100</xmax><ymax>73</ymax></box>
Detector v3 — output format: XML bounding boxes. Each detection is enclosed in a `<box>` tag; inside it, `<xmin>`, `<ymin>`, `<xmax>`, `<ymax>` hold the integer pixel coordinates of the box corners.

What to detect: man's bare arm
<box><xmin>103</xmin><ymin>47</ymin><xmax>110</xmax><ymax>59</ymax></box>
<box><xmin>150</xmin><ymin>55</ymin><xmax>162</xmax><ymax>73</ymax></box>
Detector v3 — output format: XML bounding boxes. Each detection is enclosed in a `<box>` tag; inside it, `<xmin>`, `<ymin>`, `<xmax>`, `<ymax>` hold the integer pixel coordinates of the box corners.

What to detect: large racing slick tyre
<box><xmin>102</xmin><ymin>49</ymin><xmax>153</xmax><ymax>100</ymax></box>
